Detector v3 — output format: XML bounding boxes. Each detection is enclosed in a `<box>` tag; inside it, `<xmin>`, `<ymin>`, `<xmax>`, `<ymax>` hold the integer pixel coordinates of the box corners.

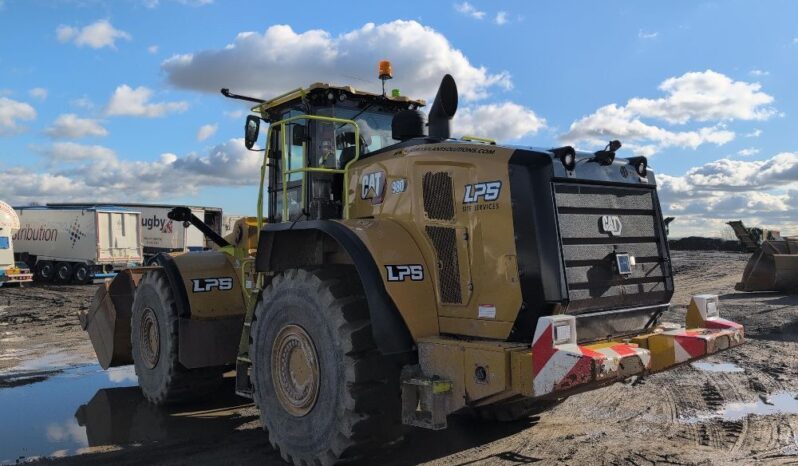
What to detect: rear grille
<box><xmin>422</xmin><ymin>172</ymin><xmax>455</xmax><ymax>220</ymax></box>
<box><xmin>425</xmin><ymin>226</ymin><xmax>462</xmax><ymax>304</ymax></box>
<box><xmin>553</xmin><ymin>183</ymin><xmax>671</xmax><ymax>314</ymax></box>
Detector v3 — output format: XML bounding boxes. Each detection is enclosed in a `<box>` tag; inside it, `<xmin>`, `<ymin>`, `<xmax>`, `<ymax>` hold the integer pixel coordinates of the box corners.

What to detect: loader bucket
<box><xmin>78</xmin><ymin>268</ymin><xmax>152</xmax><ymax>369</ymax></box>
<box><xmin>736</xmin><ymin>238</ymin><xmax>798</xmax><ymax>293</ymax></box>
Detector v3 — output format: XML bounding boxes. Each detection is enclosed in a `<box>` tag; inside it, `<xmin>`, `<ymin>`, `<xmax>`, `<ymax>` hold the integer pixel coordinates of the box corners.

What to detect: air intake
<box><xmin>422</xmin><ymin>172</ymin><xmax>455</xmax><ymax>220</ymax></box>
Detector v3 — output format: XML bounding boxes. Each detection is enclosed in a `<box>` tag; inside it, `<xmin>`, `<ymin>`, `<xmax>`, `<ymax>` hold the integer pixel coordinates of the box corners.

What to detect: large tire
<box><xmin>131</xmin><ymin>271</ymin><xmax>224</xmax><ymax>405</ymax></box>
<box><xmin>251</xmin><ymin>267</ymin><xmax>402</xmax><ymax>466</ymax></box>
<box><xmin>54</xmin><ymin>262</ymin><xmax>73</xmax><ymax>284</ymax></box>
<box><xmin>34</xmin><ymin>261</ymin><xmax>55</xmax><ymax>282</ymax></box>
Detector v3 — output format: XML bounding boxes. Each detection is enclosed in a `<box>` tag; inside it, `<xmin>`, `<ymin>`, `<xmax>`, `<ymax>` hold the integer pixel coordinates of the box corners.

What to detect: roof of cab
<box><xmin>254</xmin><ymin>82</ymin><xmax>426</xmax><ymax>114</ymax></box>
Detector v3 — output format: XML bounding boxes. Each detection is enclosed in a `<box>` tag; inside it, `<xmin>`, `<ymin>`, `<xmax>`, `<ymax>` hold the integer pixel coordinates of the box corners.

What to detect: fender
<box><xmin>256</xmin><ymin>219</ymin><xmax>437</xmax><ymax>355</ymax></box>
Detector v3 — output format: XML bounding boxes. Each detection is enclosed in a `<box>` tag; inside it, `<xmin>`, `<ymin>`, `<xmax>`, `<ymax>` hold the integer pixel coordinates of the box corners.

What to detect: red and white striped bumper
<box><xmin>530</xmin><ymin>294</ymin><xmax>744</xmax><ymax>398</ymax></box>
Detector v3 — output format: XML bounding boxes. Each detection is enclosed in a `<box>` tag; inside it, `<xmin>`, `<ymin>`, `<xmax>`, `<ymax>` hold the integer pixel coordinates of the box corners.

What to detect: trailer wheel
<box><xmin>54</xmin><ymin>262</ymin><xmax>73</xmax><ymax>284</ymax></box>
<box><xmin>34</xmin><ymin>261</ymin><xmax>55</xmax><ymax>282</ymax></box>
<box><xmin>72</xmin><ymin>263</ymin><xmax>92</xmax><ymax>285</ymax></box>
<box><xmin>131</xmin><ymin>270</ymin><xmax>224</xmax><ymax>405</ymax></box>
<box><xmin>251</xmin><ymin>267</ymin><xmax>403</xmax><ymax>466</ymax></box>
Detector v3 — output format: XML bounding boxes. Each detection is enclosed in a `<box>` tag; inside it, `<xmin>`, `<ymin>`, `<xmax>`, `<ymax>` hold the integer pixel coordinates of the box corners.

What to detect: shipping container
<box><xmin>13</xmin><ymin>206</ymin><xmax>143</xmax><ymax>283</ymax></box>
<box><xmin>48</xmin><ymin>203</ymin><xmax>223</xmax><ymax>262</ymax></box>
<box><xmin>0</xmin><ymin>201</ymin><xmax>33</xmax><ymax>286</ymax></box>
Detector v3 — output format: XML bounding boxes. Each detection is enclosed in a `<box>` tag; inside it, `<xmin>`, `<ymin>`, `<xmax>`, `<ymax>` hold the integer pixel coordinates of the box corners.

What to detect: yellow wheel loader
<box><xmin>80</xmin><ymin>64</ymin><xmax>745</xmax><ymax>465</ymax></box>
<box><xmin>728</xmin><ymin>220</ymin><xmax>798</xmax><ymax>293</ymax></box>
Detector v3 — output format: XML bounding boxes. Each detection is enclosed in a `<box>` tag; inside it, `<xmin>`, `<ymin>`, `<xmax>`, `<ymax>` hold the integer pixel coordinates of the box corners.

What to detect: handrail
<box><xmin>255</xmin><ymin>114</ymin><xmax>360</xmax><ymax>227</ymax></box>
<box><xmin>461</xmin><ymin>135</ymin><xmax>497</xmax><ymax>145</ymax></box>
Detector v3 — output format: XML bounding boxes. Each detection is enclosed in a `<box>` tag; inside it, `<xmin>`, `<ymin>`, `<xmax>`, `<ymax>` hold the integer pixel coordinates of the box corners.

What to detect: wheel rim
<box><xmin>75</xmin><ymin>267</ymin><xmax>87</xmax><ymax>281</ymax></box>
<box><xmin>40</xmin><ymin>264</ymin><xmax>53</xmax><ymax>279</ymax></box>
<box><xmin>271</xmin><ymin>324</ymin><xmax>320</xmax><ymax>417</ymax></box>
<box><xmin>58</xmin><ymin>265</ymin><xmax>70</xmax><ymax>280</ymax></box>
<box><xmin>139</xmin><ymin>307</ymin><xmax>160</xmax><ymax>369</ymax></box>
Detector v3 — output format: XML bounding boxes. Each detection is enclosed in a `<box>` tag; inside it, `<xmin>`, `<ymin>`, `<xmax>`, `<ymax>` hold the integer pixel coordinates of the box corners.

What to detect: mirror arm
<box><xmin>220</xmin><ymin>88</ymin><xmax>266</xmax><ymax>104</ymax></box>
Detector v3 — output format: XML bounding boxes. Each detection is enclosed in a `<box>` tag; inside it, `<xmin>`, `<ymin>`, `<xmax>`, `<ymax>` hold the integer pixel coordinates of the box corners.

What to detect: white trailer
<box><xmin>222</xmin><ymin>214</ymin><xmax>246</xmax><ymax>236</ymax></box>
<box><xmin>0</xmin><ymin>201</ymin><xmax>33</xmax><ymax>286</ymax></box>
<box><xmin>13</xmin><ymin>206</ymin><xmax>143</xmax><ymax>283</ymax></box>
<box><xmin>48</xmin><ymin>203</ymin><xmax>223</xmax><ymax>262</ymax></box>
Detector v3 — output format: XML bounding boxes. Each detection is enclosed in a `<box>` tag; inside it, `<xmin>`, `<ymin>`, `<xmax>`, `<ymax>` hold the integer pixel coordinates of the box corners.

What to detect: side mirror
<box><xmin>244</xmin><ymin>115</ymin><xmax>260</xmax><ymax>150</ymax></box>
<box><xmin>292</xmin><ymin>125</ymin><xmax>306</xmax><ymax>146</ymax></box>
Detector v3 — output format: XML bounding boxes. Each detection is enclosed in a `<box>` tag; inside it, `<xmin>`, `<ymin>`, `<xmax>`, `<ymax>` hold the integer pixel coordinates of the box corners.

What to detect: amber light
<box><xmin>378</xmin><ymin>60</ymin><xmax>393</xmax><ymax>80</ymax></box>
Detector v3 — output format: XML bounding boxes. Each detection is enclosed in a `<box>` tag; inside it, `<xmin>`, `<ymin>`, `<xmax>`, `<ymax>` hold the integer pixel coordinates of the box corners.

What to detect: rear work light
<box><xmin>551</xmin><ymin>146</ymin><xmax>577</xmax><ymax>171</ymax></box>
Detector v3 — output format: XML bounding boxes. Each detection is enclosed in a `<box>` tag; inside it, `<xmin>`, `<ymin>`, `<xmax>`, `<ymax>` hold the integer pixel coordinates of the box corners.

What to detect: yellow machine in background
<box><xmin>728</xmin><ymin>220</ymin><xmax>798</xmax><ymax>293</ymax></box>
<box><xmin>81</xmin><ymin>63</ymin><xmax>744</xmax><ymax>466</ymax></box>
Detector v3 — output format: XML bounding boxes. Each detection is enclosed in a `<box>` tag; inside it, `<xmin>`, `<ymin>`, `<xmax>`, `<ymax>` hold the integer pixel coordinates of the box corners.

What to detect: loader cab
<box><xmin>243</xmin><ymin>84</ymin><xmax>424</xmax><ymax>224</ymax></box>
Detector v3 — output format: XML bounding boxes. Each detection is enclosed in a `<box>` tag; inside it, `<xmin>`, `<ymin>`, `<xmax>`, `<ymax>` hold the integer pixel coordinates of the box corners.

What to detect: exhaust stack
<box><xmin>428</xmin><ymin>74</ymin><xmax>458</xmax><ymax>139</ymax></box>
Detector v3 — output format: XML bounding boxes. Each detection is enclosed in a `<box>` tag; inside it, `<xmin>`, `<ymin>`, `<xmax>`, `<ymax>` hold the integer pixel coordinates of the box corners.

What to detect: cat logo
<box><xmin>600</xmin><ymin>215</ymin><xmax>623</xmax><ymax>236</ymax></box>
<box><xmin>192</xmin><ymin>277</ymin><xmax>234</xmax><ymax>293</ymax></box>
<box><xmin>361</xmin><ymin>170</ymin><xmax>386</xmax><ymax>205</ymax></box>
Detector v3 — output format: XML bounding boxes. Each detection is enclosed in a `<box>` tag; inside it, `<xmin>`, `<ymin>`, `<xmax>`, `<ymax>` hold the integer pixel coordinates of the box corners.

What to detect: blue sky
<box><xmin>1</xmin><ymin>0</ymin><xmax>797</xmax><ymax>237</ymax></box>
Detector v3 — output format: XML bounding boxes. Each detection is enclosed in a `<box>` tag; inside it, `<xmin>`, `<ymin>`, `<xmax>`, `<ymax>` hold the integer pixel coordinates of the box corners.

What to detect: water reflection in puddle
<box><xmin>684</xmin><ymin>392</ymin><xmax>798</xmax><ymax>423</ymax></box>
<box><xmin>0</xmin><ymin>364</ymin><xmax>253</xmax><ymax>464</ymax></box>
<box><xmin>691</xmin><ymin>361</ymin><xmax>744</xmax><ymax>373</ymax></box>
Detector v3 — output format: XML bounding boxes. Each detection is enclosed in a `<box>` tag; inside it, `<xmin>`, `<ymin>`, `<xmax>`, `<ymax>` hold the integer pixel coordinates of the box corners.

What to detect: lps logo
<box><xmin>361</xmin><ymin>171</ymin><xmax>386</xmax><ymax>205</ymax></box>
<box><xmin>385</xmin><ymin>264</ymin><xmax>424</xmax><ymax>282</ymax></box>
<box><xmin>463</xmin><ymin>181</ymin><xmax>502</xmax><ymax>204</ymax></box>
<box><xmin>192</xmin><ymin>277</ymin><xmax>234</xmax><ymax>292</ymax></box>
<box><xmin>600</xmin><ymin>215</ymin><xmax>623</xmax><ymax>236</ymax></box>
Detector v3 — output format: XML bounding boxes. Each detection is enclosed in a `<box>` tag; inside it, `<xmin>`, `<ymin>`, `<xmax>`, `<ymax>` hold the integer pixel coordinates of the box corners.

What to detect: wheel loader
<box><xmin>80</xmin><ymin>63</ymin><xmax>745</xmax><ymax>465</ymax></box>
<box><xmin>728</xmin><ymin>220</ymin><xmax>798</xmax><ymax>293</ymax></box>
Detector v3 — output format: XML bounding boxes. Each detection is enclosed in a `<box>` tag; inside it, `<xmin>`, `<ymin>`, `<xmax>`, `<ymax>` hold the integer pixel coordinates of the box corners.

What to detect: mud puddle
<box><xmin>685</xmin><ymin>391</ymin><xmax>798</xmax><ymax>424</ymax></box>
<box><xmin>691</xmin><ymin>361</ymin><xmax>745</xmax><ymax>373</ymax></box>
<box><xmin>0</xmin><ymin>365</ymin><xmax>253</xmax><ymax>464</ymax></box>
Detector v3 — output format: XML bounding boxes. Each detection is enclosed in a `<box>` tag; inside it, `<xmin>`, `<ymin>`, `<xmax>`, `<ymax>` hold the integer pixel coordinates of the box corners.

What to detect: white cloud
<box><xmin>749</xmin><ymin>69</ymin><xmax>769</xmax><ymax>77</ymax></box>
<box><xmin>736</xmin><ymin>147</ymin><xmax>759</xmax><ymax>157</ymax></box>
<box><xmin>455</xmin><ymin>2</ymin><xmax>486</xmax><ymax>20</ymax></box>
<box><xmin>45</xmin><ymin>114</ymin><xmax>108</xmax><ymax>139</ymax></box>
<box><xmin>224</xmin><ymin>109</ymin><xmax>245</xmax><ymax>119</ymax></box>
<box><xmin>106</xmin><ymin>85</ymin><xmax>188</xmax><ymax>117</ymax></box>
<box><xmin>28</xmin><ymin>88</ymin><xmax>48</xmax><ymax>100</ymax></box>
<box><xmin>454</xmin><ymin>102</ymin><xmax>545</xmax><ymax>141</ymax></box>
<box><xmin>0</xmin><ymin>97</ymin><xmax>36</xmax><ymax>135</ymax></box>
<box><xmin>196</xmin><ymin>123</ymin><xmax>217</xmax><ymax>141</ymax></box>
<box><xmin>161</xmin><ymin>20</ymin><xmax>512</xmax><ymax>102</ymax></box>
<box><xmin>561</xmin><ymin>70</ymin><xmax>775</xmax><ymax>155</ymax></box>
<box><xmin>638</xmin><ymin>30</ymin><xmax>659</xmax><ymax>39</ymax></box>
<box><xmin>745</xmin><ymin>128</ymin><xmax>762</xmax><ymax>138</ymax></box>
<box><xmin>147</xmin><ymin>45</ymin><xmax>159</xmax><ymax>54</ymax></box>
<box><xmin>494</xmin><ymin>11</ymin><xmax>508</xmax><ymax>25</ymax></box>
<box><xmin>34</xmin><ymin>142</ymin><xmax>116</xmax><ymax>162</ymax></box>
<box><xmin>0</xmin><ymin>139</ymin><xmax>261</xmax><ymax>205</ymax></box>
<box><xmin>56</xmin><ymin>20</ymin><xmax>131</xmax><ymax>49</ymax></box>
<box><xmin>70</xmin><ymin>96</ymin><xmax>95</xmax><ymax>110</ymax></box>
<box><xmin>659</xmin><ymin>153</ymin><xmax>798</xmax><ymax>237</ymax></box>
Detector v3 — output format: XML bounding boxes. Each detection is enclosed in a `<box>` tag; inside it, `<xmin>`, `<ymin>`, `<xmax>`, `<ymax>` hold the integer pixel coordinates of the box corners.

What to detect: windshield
<box><xmin>316</xmin><ymin>107</ymin><xmax>397</xmax><ymax>153</ymax></box>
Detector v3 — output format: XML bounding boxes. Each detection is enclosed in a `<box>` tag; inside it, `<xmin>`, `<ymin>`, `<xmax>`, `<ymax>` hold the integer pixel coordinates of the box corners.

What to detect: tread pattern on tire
<box><xmin>131</xmin><ymin>271</ymin><xmax>223</xmax><ymax>405</ymax></box>
<box><xmin>251</xmin><ymin>267</ymin><xmax>402</xmax><ymax>466</ymax></box>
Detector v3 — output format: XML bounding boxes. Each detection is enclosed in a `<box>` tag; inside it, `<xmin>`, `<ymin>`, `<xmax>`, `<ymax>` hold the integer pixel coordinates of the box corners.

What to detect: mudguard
<box><xmin>256</xmin><ymin>219</ymin><xmax>437</xmax><ymax>355</ymax></box>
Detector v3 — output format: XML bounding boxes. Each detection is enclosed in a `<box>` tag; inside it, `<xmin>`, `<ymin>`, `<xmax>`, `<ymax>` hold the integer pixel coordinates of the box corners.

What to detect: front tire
<box><xmin>251</xmin><ymin>268</ymin><xmax>402</xmax><ymax>466</ymax></box>
<box><xmin>131</xmin><ymin>271</ymin><xmax>224</xmax><ymax>405</ymax></box>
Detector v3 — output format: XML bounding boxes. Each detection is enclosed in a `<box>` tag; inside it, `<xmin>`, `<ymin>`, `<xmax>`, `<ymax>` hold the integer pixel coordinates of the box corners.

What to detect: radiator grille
<box><xmin>422</xmin><ymin>172</ymin><xmax>455</xmax><ymax>220</ymax></box>
<box><xmin>553</xmin><ymin>183</ymin><xmax>671</xmax><ymax>314</ymax></box>
<box><xmin>425</xmin><ymin>226</ymin><xmax>462</xmax><ymax>304</ymax></box>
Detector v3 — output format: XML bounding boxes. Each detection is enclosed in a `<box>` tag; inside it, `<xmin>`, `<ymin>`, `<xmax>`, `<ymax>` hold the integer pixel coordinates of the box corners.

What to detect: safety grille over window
<box><xmin>422</xmin><ymin>172</ymin><xmax>455</xmax><ymax>221</ymax></box>
<box><xmin>425</xmin><ymin>226</ymin><xmax>462</xmax><ymax>304</ymax></box>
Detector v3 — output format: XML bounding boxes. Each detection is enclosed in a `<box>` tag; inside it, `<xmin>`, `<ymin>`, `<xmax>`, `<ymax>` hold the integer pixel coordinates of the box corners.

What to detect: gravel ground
<box><xmin>1</xmin><ymin>250</ymin><xmax>796</xmax><ymax>465</ymax></box>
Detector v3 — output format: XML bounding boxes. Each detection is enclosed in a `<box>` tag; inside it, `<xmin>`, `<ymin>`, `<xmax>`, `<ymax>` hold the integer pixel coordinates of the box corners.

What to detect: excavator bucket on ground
<box><xmin>736</xmin><ymin>238</ymin><xmax>798</xmax><ymax>293</ymax></box>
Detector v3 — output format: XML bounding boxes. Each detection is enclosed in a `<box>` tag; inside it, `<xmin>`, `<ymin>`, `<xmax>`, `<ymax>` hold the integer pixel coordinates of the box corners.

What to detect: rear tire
<box><xmin>131</xmin><ymin>271</ymin><xmax>224</xmax><ymax>405</ymax></box>
<box><xmin>251</xmin><ymin>267</ymin><xmax>402</xmax><ymax>466</ymax></box>
<box><xmin>72</xmin><ymin>263</ymin><xmax>92</xmax><ymax>285</ymax></box>
<box><xmin>34</xmin><ymin>261</ymin><xmax>55</xmax><ymax>282</ymax></box>
<box><xmin>54</xmin><ymin>262</ymin><xmax>73</xmax><ymax>284</ymax></box>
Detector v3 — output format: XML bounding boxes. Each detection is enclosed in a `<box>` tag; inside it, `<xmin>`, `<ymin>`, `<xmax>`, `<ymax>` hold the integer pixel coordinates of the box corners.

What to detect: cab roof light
<box><xmin>551</xmin><ymin>146</ymin><xmax>576</xmax><ymax>171</ymax></box>
<box><xmin>627</xmin><ymin>156</ymin><xmax>648</xmax><ymax>177</ymax></box>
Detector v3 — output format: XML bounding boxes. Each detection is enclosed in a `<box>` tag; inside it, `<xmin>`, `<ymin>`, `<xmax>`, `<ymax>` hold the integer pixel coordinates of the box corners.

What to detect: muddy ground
<box><xmin>0</xmin><ymin>250</ymin><xmax>796</xmax><ymax>465</ymax></box>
